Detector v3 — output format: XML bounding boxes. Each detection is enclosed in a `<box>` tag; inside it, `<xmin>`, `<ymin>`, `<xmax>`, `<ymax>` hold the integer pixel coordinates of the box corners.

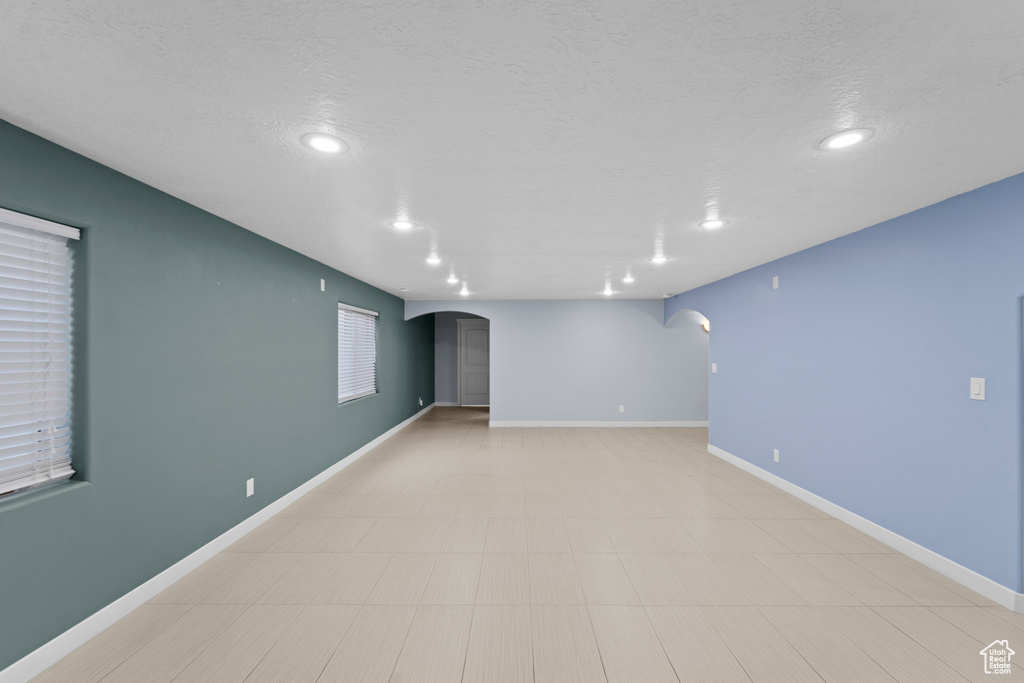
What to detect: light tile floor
<box><xmin>33</xmin><ymin>407</ymin><xmax>1024</xmax><ymax>682</ymax></box>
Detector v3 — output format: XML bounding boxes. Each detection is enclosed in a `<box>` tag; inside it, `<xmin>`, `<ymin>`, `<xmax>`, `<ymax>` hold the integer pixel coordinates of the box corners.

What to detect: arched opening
<box><xmin>665</xmin><ymin>308</ymin><xmax>711</xmax><ymax>437</ymax></box>
<box><xmin>408</xmin><ymin>309</ymin><xmax>491</xmax><ymax>423</ymax></box>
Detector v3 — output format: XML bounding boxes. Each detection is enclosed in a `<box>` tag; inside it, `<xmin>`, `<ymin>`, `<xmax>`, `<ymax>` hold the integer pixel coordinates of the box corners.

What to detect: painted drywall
<box><xmin>409</xmin><ymin>299</ymin><xmax>708</xmax><ymax>423</ymax></box>
<box><xmin>0</xmin><ymin>119</ymin><xmax>434</xmax><ymax>670</ymax></box>
<box><xmin>666</xmin><ymin>171</ymin><xmax>1024</xmax><ymax>592</ymax></box>
<box><xmin>434</xmin><ymin>311</ymin><xmax>485</xmax><ymax>404</ymax></box>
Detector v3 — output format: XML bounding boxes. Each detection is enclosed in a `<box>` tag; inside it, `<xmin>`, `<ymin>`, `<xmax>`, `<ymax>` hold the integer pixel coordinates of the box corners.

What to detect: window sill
<box><xmin>338</xmin><ymin>391</ymin><xmax>380</xmax><ymax>407</ymax></box>
<box><xmin>0</xmin><ymin>479</ymin><xmax>91</xmax><ymax>513</ymax></box>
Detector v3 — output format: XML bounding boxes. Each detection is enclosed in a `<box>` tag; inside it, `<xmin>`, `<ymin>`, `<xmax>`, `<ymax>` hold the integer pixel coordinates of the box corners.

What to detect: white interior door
<box><xmin>458</xmin><ymin>318</ymin><xmax>490</xmax><ymax>406</ymax></box>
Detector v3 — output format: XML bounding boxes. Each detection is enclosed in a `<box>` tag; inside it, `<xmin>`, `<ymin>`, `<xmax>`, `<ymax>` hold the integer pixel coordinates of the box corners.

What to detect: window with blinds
<box><xmin>0</xmin><ymin>207</ymin><xmax>79</xmax><ymax>497</ymax></box>
<box><xmin>338</xmin><ymin>303</ymin><xmax>378</xmax><ymax>403</ymax></box>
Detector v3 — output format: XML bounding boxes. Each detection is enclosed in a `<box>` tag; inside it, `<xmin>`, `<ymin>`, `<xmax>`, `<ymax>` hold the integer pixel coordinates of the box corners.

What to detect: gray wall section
<box><xmin>0</xmin><ymin>119</ymin><xmax>434</xmax><ymax>670</ymax></box>
<box><xmin>434</xmin><ymin>311</ymin><xmax>485</xmax><ymax>404</ymax></box>
<box><xmin>410</xmin><ymin>299</ymin><xmax>708</xmax><ymax>422</ymax></box>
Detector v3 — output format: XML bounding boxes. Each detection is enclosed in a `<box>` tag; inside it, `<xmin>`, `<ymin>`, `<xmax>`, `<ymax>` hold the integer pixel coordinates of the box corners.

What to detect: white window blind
<box><xmin>338</xmin><ymin>303</ymin><xmax>378</xmax><ymax>403</ymax></box>
<box><xmin>0</xmin><ymin>208</ymin><xmax>79</xmax><ymax>496</ymax></box>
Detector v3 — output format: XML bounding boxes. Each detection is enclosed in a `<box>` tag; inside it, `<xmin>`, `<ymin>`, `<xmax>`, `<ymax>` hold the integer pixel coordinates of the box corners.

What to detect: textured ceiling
<box><xmin>1</xmin><ymin>1</ymin><xmax>1023</xmax><ymax>300</ymax></box>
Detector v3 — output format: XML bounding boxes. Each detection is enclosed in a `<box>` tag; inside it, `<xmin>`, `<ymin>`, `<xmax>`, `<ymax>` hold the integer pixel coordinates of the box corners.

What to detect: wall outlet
<box><xmin>772</xmin><ymin>275</ymin><xmax>779</xmax><ymax>290</ymax></box>
<box><xmin>773</xmin><ymin>449</ymin><xmax>779</xmax><ymax>463</ymax></box>
<box><xmin>320</xmin><ymin>278</ymin><xmax>325</xmax><ymax>292</ymax></box>
<box><xmin>711</xmin><ymin>363</ymin><xmax>717</xmax><ymax>373</ymax></box>
<box><xmin>246</xmin><ymin>478</ymin><xmax>254</xmax><ymax>497</ymax></box>
<box><xmin>418</xmin><ymin>397</ymin><xmax>423</xmax><ymax>406</ymax></box>
<box><xmin>619</xmin><ymin>405</ymin><xmax>625</xmax><ymax>413</ymax></box>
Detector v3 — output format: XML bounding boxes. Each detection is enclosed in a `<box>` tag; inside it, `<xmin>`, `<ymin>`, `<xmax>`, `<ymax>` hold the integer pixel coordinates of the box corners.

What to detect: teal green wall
<box><xmin>0</xmin><ymin>119</ymin><xmax>435</xmax><ymax>670</ymax></box>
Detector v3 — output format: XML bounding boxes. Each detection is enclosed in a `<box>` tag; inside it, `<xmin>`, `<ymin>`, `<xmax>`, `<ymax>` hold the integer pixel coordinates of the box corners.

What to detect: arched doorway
<box><xmin>408</xmin><ymin>310</ymin><xmax>491</xmax><ymax>408</ymax></box>
<box><xmin>665</xmin><ymin>308</ymin><xmax>711</xmax><ymax>435</ymax></box>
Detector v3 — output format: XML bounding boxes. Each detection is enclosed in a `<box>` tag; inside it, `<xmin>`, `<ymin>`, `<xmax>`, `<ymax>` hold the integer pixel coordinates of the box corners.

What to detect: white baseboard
<box><xmin>433</xmin><ymin>402</ymin><xmax>459</xmax><ymax>407</ymax></box>
<box><xmin>489</xmin><ymin>420</ymin><xmax>708</xmax><ymax>428</ymax></box>
<box><xmin>0</xmin><ymin>404</ymin><xmax>436</xmax><ymax>683</ymax></box>
<box><xmin>707</xmin><ymin>443</ymin><xmax>1024</xmax><ymax>613</ymax></box>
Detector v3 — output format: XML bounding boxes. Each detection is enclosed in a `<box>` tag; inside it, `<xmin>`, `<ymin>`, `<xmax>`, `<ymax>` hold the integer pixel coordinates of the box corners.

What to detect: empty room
<box><xmin>2</xmin><ymin>1</ymin><xmax>1024</xmax><ymax>682</ymax></box>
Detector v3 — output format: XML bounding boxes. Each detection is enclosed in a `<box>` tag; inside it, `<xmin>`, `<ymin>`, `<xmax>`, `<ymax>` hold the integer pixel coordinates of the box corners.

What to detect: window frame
<box><xmin>0</xmin><ymin>206</ymin><xmax>80</xmax><ymax>497</ymax></box>
<box><xmin>337</xmin><ymin>302</ymin><xmax>379</xmax><ymax>404</ymax></box>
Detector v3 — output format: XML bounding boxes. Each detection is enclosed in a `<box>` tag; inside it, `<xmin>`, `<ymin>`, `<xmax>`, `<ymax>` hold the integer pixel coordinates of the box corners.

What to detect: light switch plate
<box><xmin>711</xmin><ymin>363</ymin><xmax>717</xmax><ymax>373</ymax></box>
<box><xmin>772</xmin><ymin>276</ymin><xmax>779</xmax><ymax>289</ymax></box>
<box><xmin>320</xmin><ymin>278</ymin><xmax>325</xmax><ymax>292</ymax></box>
<box><xmin>970</xmin><ymin>377</ymin><xmax>985</xmax><ymax>400</ymax></box>
<box><xmin>246</xmin><ymin>478</ymin><xmax>254</xmax><ymax>497</ymax></box>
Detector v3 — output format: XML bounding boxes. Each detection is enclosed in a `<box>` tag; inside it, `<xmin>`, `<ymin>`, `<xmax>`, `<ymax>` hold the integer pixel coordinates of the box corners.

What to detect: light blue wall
<box><xmin>434</xmin><ymin>311</ymin><xmax>484</xmax><ymax>404</ymax></box>
<box><xmin>666</xmin><ymin>172</ymin><xmax>1024</xmax><ymax>592</ymax></box>
<box><xmin>409</xmin><ymin>299</ymin><xmax>709</xmax><ymax>423</ymax></box>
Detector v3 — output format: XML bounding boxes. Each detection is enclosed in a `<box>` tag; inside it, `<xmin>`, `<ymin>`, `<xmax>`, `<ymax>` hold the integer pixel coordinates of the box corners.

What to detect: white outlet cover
<box><xmin>619</xmin><ymin>405</ymin><xmax>625</xmax><ymax>413</ymax></box>
<box><xmin>246</xmin><ymin>478</ymin><xmax>254</xmax><ymax>497</ymax></box>
<box><xmin>711</xmin><ymin>363</ymin><xmax>717</xmax><ymax>373</ymax></box>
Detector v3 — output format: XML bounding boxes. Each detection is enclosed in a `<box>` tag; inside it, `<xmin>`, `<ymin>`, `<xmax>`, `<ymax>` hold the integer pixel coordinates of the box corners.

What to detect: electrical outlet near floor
<box><xmin>773</xmin><ymin>449</ymin><xmax>779</xmax><ymax>463</ymax></box>
<box><xmin>246</xmin><ymin>478</ymin><xmax>254</xmax><ymax>497</ymax></box>
<box><xmin>619</xmin><ymin>405</ymin><xmax>625</xmax><ymax>413</ymax></box>
<box><xmin>419</xmin><ymin>397</ymin><xmax>423</xmax><ymax>406</ymax></box>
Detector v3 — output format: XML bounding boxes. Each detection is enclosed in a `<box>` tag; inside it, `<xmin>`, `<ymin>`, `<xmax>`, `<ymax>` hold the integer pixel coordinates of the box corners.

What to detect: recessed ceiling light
<box><xmin>651</xmin><ymin>255</ymin><xmax>667</xmax><ymax>265</ymax></box>
<box><xmin>396</xmin><ymin>287</ymin><xmax>409</xmax><ymax>292</ymax></box>
<box><xmin>818</xmin><ymin>128</ymin><xmax>873</xmax><ymax>151</ymax></box>
<box><xmin>662</xmin><ymin>293</ymin><xmax>673</xmax><ymax>298</ymax></box>
<box><xmin>447</xmin><ymin>273</ymin><xmax>458</xmax><ymax>284</ymax></box>
<box><xmin>390</xmin><ymin>219</ymin><xmax>414</xmax><ymax>231</ymax></box>
<box><xmin>426</xmin><ymin>255</ymin><xmax>441</xmax><ymax>266</ymax></box>
<box><xmin>301</xmin><ymin>133</ymin><xmax>347</xmax><ymax>154</ymax></box>
<box><xmin>699</xmin><ymin>218</ymin><xmax>728</xmax><ymax>230</ymax></box>
<box><xmin>623</xmin><ymin>274</ymin><xmax>634</xmax><ymax>283</ymax></box>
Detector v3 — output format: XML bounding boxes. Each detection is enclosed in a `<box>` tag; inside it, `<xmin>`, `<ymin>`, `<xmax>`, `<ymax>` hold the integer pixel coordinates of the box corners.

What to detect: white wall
<box><xmin>409</xmin><ymin>299</ymin><xmax>708</xmax><ymax>424</ymax></box>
